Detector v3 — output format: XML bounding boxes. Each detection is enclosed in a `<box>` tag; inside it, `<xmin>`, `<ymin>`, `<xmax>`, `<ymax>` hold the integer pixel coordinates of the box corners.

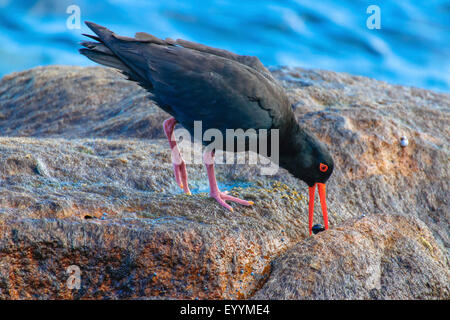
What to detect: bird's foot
<box><xmin>210</xmin><ymin>190</ymin><xmax>254</xmax><ymax>212</ymax></box>
<box><xmin>172</xmin><ymin>158</ymin><xmax>191</xmax><ymax>194</ymax></box>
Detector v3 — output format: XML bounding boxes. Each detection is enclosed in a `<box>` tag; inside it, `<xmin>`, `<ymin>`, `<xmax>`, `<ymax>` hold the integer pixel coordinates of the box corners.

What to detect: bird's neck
<box><xmin>277</xmin><ymin>118</ymin><xmax>310</xmax><ymax>173</ymax></box>
<box><xmin>279</xmin><ymin>117</ymin><xmax>304</xmax><ymax>156</ymax></box>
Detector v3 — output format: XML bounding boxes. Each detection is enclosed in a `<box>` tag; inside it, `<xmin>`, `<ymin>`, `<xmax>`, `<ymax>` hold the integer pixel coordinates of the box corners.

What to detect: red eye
<box><xmin>319</xmin><ymin>163</ymin><xmax>328</xmax><ymax>172</ymax></box>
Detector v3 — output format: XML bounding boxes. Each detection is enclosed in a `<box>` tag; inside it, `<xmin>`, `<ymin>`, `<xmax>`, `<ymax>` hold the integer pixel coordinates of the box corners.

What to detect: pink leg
<box><xmin>203</xmin><ymin>149</ymin><xmax>254</xmax><ymax>212</ymax></box>
<box><xmin>163</xmin><ymin>117</ymin><xmax>191</xmax><ymax>194</ymax></box>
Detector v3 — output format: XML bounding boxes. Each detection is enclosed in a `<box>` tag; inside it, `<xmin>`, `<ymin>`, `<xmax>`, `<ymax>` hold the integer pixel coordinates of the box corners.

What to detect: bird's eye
<box><xmin>319</xmin><ymin>163</ymin><xmax>328</xmax><ymax>172</ymax></box>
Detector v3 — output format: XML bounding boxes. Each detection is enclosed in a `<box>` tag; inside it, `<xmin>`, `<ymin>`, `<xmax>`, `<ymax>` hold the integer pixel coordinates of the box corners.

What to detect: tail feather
<box><xmin>84</xmin><ymin>21</ymin><xmax>115</xmax><ymax>43</ymax></box>
<box><xmin>80</xmin><ymin>41</ymin><xmax>113</xmax><ymax>55</ymax></box>
<box><xmin>79</xmin><ymin>48</ymin><xmax>131</xmax><ymax>73</ymax></box>
<box><xmin>81</xmin><ymin>33</ymin><xmax>102</xmax><ymax>42</ymax></box>
<box><xmin>79</xmin><ymin>21</ymin><xmax>152</xmax><ymax>90</ymax></box>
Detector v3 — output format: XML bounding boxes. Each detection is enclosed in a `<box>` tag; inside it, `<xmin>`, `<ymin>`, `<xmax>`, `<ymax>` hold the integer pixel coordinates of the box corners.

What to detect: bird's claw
<box><xmin>211</xmin><ymin>192</ymin><xmax>254</xmax><ymax>212</ymax></box>
<box><xmin>172</xmin><ymin>159</ymin><xmax>190</xmax><ymax>194</ymax></box>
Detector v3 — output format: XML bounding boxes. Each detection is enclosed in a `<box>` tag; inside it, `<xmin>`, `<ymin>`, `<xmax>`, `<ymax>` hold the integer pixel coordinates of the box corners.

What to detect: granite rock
<box><xmin>0</xmin><ymin>66</ymin><xmax>448</xmax><ymax>299</ymax></box>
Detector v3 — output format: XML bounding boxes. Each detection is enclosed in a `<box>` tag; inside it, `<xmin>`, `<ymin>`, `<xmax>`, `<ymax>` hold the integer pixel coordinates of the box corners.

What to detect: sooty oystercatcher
<box><xmin>79</xmin><ymin>22</ymin><xmax>334</xmax><ymax>235</ymax></box>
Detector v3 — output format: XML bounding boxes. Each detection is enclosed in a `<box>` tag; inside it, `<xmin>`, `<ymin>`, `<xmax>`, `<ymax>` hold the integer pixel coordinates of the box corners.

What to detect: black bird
<box><xmin>79</xmin><ymin>22</ymin><xmax>334</xmax><ymax>235</ymax></box>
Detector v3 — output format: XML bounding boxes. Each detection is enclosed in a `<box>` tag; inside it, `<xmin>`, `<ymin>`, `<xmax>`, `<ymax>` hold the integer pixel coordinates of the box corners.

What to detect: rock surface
<box><xmin>0</xmin><ymin>66</ymin><xmax>448</xmax><ymax>299</ymax></box>
<box><xmin>253</xmin><ymin>214</ymin><xmax>449</xmax><ymax>299</ymax></box>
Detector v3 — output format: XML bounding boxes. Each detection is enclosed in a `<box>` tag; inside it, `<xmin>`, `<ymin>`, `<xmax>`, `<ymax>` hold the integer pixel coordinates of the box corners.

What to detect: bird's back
<box><xmin>80</xmin><ymin>22</ymin><xmax>295</xmax><ymax>142</ymax></box>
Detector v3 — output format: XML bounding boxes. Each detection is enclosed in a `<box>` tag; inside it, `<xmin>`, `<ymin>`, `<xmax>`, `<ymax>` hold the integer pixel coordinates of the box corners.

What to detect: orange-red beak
<box><xmin>308</xmin><ymin>183</ymin><xmax>329</xmax><ymax>235</ymax></box>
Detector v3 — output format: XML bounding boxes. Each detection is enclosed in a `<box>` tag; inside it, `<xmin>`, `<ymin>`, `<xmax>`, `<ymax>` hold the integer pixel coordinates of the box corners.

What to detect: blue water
<box><xmin>0</xmin><ymin>0</ymin><xmax>449</xmax><ymax>92</ymax></box>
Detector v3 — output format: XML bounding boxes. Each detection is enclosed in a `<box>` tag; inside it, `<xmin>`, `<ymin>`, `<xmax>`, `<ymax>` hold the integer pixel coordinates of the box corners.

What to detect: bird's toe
<box><xmin>220</xmin><ymin>192</ymin><xmax>254</xmax><ymax>206</ymax></box>
<box><xmin>211</xmin><ymin>194</ymin><xmax>234</xmax><ymax>211</ymax></box>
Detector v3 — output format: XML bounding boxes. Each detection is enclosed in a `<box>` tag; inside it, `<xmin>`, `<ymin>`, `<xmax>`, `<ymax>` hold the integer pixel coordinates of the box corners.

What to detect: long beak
<box><xmin>308</xmin><ymin>183</ymin><xmax>329</xmax><ymax>235</ymax></box>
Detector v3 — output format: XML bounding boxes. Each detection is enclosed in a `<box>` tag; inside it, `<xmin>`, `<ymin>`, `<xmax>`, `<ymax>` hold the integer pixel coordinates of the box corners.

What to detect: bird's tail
<box><xmin>79</xmin><ymin>21</ymin><xmax>153</xmax><ymax>90</ymax></box>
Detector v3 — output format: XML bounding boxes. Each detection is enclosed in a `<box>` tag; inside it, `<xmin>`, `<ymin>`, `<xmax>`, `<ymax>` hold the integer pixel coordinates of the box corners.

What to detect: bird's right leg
<box><xmin>203</xmin><ymin>148</ymin><xmax>254</xmax><ymax>211</ymax></box>
<box><xmin>163</xmin><ymin>117</ymin><xmax>191</xmax><ymax>194</ymax></box>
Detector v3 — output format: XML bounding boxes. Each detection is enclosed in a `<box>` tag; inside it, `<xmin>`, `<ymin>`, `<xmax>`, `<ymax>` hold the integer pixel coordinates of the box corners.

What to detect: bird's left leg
<box><xmin>203</xmin><ymin>149</ymin><xmax>254</xmax><ymax>211</ymax></box>
<box><xmin>163</xmin><ymin>117</ymin><xmax>191</xmax><ymax>194</ymax></box>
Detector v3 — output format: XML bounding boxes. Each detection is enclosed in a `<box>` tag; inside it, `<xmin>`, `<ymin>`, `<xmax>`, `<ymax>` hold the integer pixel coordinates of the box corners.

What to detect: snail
<box><xmin>312</xmin><ymin>224</ymin><xmax>326</xmax><ymax>234</ymax></box>
<box><xmin>400</xmin><ymin>136</ymin><xmax>409</xmax><ymax>147</ymax></box>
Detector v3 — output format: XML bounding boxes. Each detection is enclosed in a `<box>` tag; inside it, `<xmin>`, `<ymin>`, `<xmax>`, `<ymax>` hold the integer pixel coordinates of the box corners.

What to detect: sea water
<box><xmin>0</xmin><ymin>0</ymin><xmax>449</xmax><ymax>92</ymax></box>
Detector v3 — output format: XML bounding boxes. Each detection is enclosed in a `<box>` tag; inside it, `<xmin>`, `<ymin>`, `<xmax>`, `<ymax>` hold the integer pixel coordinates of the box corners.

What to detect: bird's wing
<box><xmin>80</xmin><ymin>22</ymin><xmax>293</xmax><ymax>133</ymax></box>
<box><xmin>171</xmin><ymin>38</ymin><xmax>277</xmax><ymax>83</ymax></box>
<box><xmin>147</xmin><ymin>45</ymin><xmax>292</xmax><ymax>133</ymax></box>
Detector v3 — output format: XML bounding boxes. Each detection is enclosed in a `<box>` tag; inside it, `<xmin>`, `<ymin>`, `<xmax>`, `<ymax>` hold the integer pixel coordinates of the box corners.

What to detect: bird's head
<box><xmin>280</xmin><ymin>127</ymin><xmax>334</xmax><ymax>235</ymax></box>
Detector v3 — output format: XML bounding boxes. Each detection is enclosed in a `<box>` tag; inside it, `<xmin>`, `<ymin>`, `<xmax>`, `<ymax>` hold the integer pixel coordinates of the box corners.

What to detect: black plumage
<box><xmin>80</xmin><ymin>22</ymin><xmax>334</xmax><ymax>234</ymax></box>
